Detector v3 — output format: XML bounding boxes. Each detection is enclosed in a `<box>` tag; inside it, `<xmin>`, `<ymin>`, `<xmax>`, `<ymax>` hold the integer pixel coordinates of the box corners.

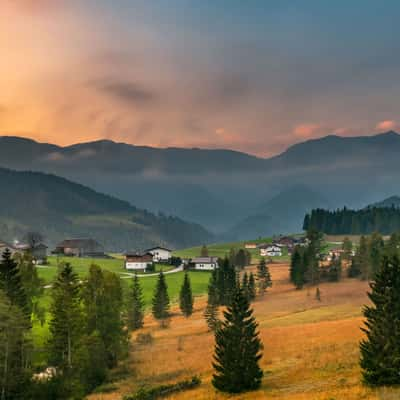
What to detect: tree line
<box><xmin>303</xmin><ymin>206</ymin><xmax>400</xmax><ymax>235</ymax></box>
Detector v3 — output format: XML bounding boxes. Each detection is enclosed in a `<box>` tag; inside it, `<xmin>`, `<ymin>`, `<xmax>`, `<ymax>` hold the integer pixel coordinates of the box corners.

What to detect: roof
<box><xmin>56</xmin><ymin>238</ymin><xmax>102</xmax><ymax>248</ymax></box>
<box><xmin>146</xmin><ymin>246</ymin><xmax>172</xmax><ymax>252</ymax></box>
<box><xmin>192</xmin><ymin>256</ymin><xmax>219</xmax><ymax>263</ymax></box>
<box><xmin>0</xmin><ymin>240</ymin><xmax>17</xmax><ymax>250</ymax></box>
<box><xmin>125</xmin><ymin>251</ymin><xmax>153</xmax><ymax>257</ymax></box>
<box><xmin>14</xmin><ymin>243</ymin><xmax>48</xmax><ymax>250</ymax></box>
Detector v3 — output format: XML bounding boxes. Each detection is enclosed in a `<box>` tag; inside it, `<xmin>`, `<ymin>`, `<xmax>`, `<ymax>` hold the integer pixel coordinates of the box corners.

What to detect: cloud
<box><xmin>293</xmin><ymin>123</ymin><xmax>322</xmax><ymax>139</ymax></box>
<box><xmin>376</xmin><ymin>120</ymin><xmax>397</xmax><ymax>131</ymax></box>
<box><xmin>93</xmin><ymin>80</ymin><xmax>157</xmax><ymax>106</ymax></box>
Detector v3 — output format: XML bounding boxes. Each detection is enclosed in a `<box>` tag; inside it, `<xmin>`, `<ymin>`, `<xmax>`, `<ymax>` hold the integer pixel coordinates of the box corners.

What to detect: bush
<box><xmin>136</xmin><ymin>333</ymin><xmax>153</xmax><ymax>345</ymax></box>
<box><xmin>123</xmin><ymin>376</ymin><xmax>201</xmax><ymax>400</ymax></box>
<box><xmin>146</xmin><ymin>263</ymin><xmax>155</xmax><ymax>273</ymax></box>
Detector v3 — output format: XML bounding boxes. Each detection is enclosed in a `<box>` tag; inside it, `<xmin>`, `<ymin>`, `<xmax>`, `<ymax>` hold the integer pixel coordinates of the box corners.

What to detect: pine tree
<box><xmin>216</xmin><ymin>258</ymin><xmax>236</xmax><ymax>306</ymax></box>
<box><xmin>360</xmin><ymin>256</ymin><xmax>400</xmax><ymax>385</ymax></box>
<box><xmin>204</xmin><ymin>271</ymin><xmax>219</xmax><ymax>331</ymax></box>
<box><xmin>257</xmin><ymin>257</ymin><xmax>272</xmax><ymax>295</ymax></box>
<box><xmin>241</xmin><ymin>272</ymin><xmax>249</xmax><ymax>300</ymax></box>
<box><xmin>327</xmin><ymin>254</ymin><xmax>342</xmax><ymax>282</ymax></box>
<box><xmin>248</xmin><ymin>273</ymin><xmax>256</xmax><ymax>302</ymax></box>
<box><xmin>127</xmin><ymin>274</ymin><xmax>144</xmax><ymax>330</ymax></box>
<box><xmin>200</xmin><ymin>245</ymin><xmax>209</xmax><ymax>257</ymax></box>
<box><xmin>342</xmin><ymin>237</ymin><xmax>353</xmax><ymax>261</ymax></box>
<box><xmin>0</xmin><ymin>248</ymin><xmax>29</xmax><ymax>316</ymax></box>
<box><xmin>179</xmin><ymin>272</ymin><xmax>194</xmax><ymax>317</ymax></box>
<box><xmin>290</xmin><ymin>247</ymin><xmax>306</xmax><ymax>289</ymax></box>
<box><xmin>152</xmin><ymin>271</ymin><xmax>170</xmax><ymax>325</ymax></box>
<box><xmin>212</xmin><ymin>288</ymin><xmax>263</xmax><ymax>393</ymax></box>
<box><xmin>48</xmin><ymin>263</ymin><xmax>83</xmax><ymax>369</ymax></box>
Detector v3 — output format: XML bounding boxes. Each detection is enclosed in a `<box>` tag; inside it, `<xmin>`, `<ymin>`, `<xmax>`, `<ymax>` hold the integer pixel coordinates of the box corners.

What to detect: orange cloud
<box><xmin>293</xmin><ymin>123</ymin><xmax>321</xmax><ymax>139</ymax></box>
<box><xmin>376</xmin><ymin>120</ymin><xmax>397</xmax><ymax>131</ymax></box>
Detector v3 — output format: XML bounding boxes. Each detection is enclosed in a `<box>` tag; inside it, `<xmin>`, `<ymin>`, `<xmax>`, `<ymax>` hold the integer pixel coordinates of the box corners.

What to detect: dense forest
<box><xmin>303</xmin><ymin>206</ymin><xmax>400</xmax><ymax>235</ymax></box>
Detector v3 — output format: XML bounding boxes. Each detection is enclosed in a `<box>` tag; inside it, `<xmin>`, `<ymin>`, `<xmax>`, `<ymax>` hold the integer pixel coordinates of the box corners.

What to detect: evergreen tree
<box><xmin>204</xmin><ymin>271</ymin><xmax>219</xmax><ymax>331</ymax></box>
<box><xmin>358</xmin><ymin>235</ymin><xmax>371</xmax><ymax>280</ymax></box>
<box><xmin>247</xmin><ymin>273</ymin><xmax>256</xmax><ymax>302</ymax></box>
<box><xmin>200</xmin><ymin>245</ymin><xmax>209</xmax><ymax>257</ymax></box>
<box><xmin>0</xmin><ymin>290</ymin><xmax>31</xmax><ymax>400</ymax></box>
<box><xmin>368</xmin><ymin>232</ymin><xmax>384</xmax><ymax>277</ymax></box>
<box><xmin>212</xmin><ymin>288</ymin><xmax>263</xmax><ymax>393</ymax></box>
<box><xmin>0</xmin><ymin>248</ymin><xmax>28</xmax><ymax>316</ymax></box>
<box><xmin>257</xmin><ymin>258</ymin><xmax>272</xmax><ymax>295</ymax></box>
<box><xmin>290</xmin><ymin>247</ymin><xmax>306</xmax><ymax>289</ymax></box>
<box><xmin>360</xmin><ymin>256</ymin><xmax>400</xmax><ymax>385</ymax></box>
<box><xmin>327</xmin><ymin>254</ymin><xmax>342</xmax><ymax>282</ymax></box>
<box><xmin>179</xmin><ymin>272</ymin><xmax>194</xmax><ymax>317</ymax></box>
<box><xmin>342</xmin><ymin>237</ymin><xmax>353</xmax><ymax>261</ymax></box>
<box><xmin>216</xmin><ymin>258</ymin><xmax>237</xmax><ymax>306</ymax></box>
<box><xmin>48</xmin><ymin>263</ymin><xmax>83</xmax><ymax>369</ymax></box>
<box><xmin>235</xmin><ymin>249</ymin><xmax>248</xmax><ymax>269</ymax></box>
<box><xmin>152</xmin><ymin>271</ymin><xmax>170</xmax><ymax>325</ymax></box>
<box><xmin>127</xmin><ymin>274</ymin><xmax>144</xmax><ymax>330</ymax></box>
<box><xmin>241</xmin><ymin>272</ymin><xmax>249</xmax><ymax>300</ymax></box>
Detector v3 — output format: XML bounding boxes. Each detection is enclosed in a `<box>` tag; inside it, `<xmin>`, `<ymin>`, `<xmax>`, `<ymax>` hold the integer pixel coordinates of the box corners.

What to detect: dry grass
<box><xmin>88</xmin><ymin>264</ymin><xmax>400</xmax><ymax>400</ymax></box>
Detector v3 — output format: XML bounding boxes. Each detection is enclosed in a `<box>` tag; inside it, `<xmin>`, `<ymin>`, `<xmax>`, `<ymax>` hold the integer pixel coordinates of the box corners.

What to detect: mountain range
<box><xmin>0</xmin><ymin>167</ymin><xmax>212</xmax><ymax>251</ymax></box>
<box><xmin>1</xmin><ymin>131</ymin><xmax>400</xmax><ymax>240</ymax></box>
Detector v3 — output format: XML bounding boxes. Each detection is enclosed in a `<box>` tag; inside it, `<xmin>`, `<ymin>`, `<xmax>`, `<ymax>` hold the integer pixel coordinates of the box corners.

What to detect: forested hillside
<box><xmin>303</xmin><ymin>206</ymin><xmax>400</xmax><ymax>235</ymax></box>
<box><xmin>0</xmin><ymin>167</ymin><xmax>213</xmax><ymax>250</ymax></box>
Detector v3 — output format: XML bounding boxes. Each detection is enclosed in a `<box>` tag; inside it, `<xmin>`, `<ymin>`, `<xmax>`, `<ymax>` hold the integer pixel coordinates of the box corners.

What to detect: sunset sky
<box><xmin>1</xmin><ymin>0</ymin><xmax>400</xmax><ymax>156</ymax></box>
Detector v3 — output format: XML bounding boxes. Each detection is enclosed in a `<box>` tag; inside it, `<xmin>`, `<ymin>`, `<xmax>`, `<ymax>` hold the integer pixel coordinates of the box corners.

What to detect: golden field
<box><xmin>89</xmin><ymin>264</ymin><xmax>400</xmax><ymax>400</ymax></box>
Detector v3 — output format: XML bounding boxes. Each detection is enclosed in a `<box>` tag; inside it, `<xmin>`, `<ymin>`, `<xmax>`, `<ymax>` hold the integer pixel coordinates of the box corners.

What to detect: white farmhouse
<box><xmin>146</xmin><ymin>246</ymin><xmax>172</xmax><ymax>262</ymax></box>
<box><xmin>260</xmin><ymin>245</ymin><xmax>282</xmax><ymax>257</ymax></box>
<box><xmin>192</xmin><ymin>256</ymin><xmax>219</xmax><ymax>271</ymax></box>
<box><xmin>125</xmin><ymin>253</ymin><xmax>153</xmax><ymax>272</ymax></box>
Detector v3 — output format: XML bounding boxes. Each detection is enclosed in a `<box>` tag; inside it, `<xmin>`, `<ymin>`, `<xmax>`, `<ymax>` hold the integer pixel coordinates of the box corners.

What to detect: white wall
<box><xmin>149</xmin><ymin>249</ymin><xmax>171</xmax><ymax>261</ymax></box>
<box><xmin>126</xmin><ymin>262</ymin><xmax>149</xmax><ymax>270</ymax></box>
<box><xmin>195</xmin><ymin>263</ymin><xmax>216</xmax><ymax>271</ymax></box>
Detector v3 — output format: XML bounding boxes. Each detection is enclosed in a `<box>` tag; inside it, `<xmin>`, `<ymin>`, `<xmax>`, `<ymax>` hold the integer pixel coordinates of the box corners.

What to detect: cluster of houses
<box><xmin>245</xmin><ymin>236</ymin><xmax>308</xmax><ymax>257</ymax></box>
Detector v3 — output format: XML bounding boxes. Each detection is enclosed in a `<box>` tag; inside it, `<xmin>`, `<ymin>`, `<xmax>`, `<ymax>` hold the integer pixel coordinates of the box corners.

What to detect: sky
<box><xmin>1</xmin><ymin>0</ymin><xmax>400</xmax><ymax>156</ymax></box>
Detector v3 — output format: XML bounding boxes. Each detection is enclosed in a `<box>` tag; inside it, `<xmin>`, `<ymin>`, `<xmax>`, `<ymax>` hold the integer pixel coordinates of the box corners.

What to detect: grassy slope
<box><xmin>88</xmin><ymin>263</ymin><xmax>400</xmax><ymax>400</ymax></box>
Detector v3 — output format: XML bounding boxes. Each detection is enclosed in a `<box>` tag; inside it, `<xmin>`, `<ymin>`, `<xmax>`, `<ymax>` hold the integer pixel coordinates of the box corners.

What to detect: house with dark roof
<box><xmin>15</xmin><ymin>242</ymin><xmax>48</xmax><ymax>263</ymax></box>
<box><xmin>191</xmin><ymin>256</ymin><xmax>219</xmax><ymax>271</ymax></box>
<box><xmin>0</xmin><ymin>240</ymin><xmax>18</xmax><ymax>256</ymax></box>
<box><xmin>54</xmin><ymin>238</ymin><xmax>104</xmax><ymax>257</ymax></box>
<box><xmin>125</xmin><ymin>252</ymin><xmax>153</xmax><ymax>272</ymax></box>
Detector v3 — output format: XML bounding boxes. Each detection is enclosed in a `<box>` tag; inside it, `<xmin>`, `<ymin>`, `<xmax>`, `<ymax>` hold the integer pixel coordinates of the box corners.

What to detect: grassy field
<box><xmin>174</xmin><ymin>236</ymin><xmax>291</xmax><ymax>263</ymax></box>
<box><xmin>88</xmin><ymin>263</ymin><xmax>400</xmax><ymax>400</ymax></box>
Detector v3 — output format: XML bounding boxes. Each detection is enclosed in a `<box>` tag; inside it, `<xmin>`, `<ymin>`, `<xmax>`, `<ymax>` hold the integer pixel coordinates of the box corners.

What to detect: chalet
<box><xmin>192</xmin><ymin>256</ymin><xmax>219</xmax><ymax>271</ymax></box>
<box><xmin>145</xmin><ymin>246</ymin><xmax>172</xmax><ymax>262</ymax></box>
<box><xmin>260</xmin><ymin>245</ymin><xmax>282</xmax><ymax>257</ymax></box>
<box><xmin>54</xmin><ymin>238</ymin><xmax>104</xmax><ymax>257</ymax></box>
<box><xmin>244</xmin><ymin>243</ymin><xmax>257</xmax><ymax>249</ymax></box>
<box><xmin>125</xmin><ymin>253</ymin><xmax>153</xmax><ymax>272</ymax></box>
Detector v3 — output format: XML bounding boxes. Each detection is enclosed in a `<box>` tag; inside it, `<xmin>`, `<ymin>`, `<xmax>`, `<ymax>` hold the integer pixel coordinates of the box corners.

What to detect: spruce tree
<box><xmin>128</xmin><ymin>274</ymin><xmax>144</xmax><ymax>330</ymax></box>
<box><xmin>212</xmin><ymin>288</ymin><xmax>263</xmax><ymax>393</ymax></box>
<box><xmin>241</xmin><ymin>272</ymin><xmax>249</xmax><ymax>300</ymax></box>
<box><xmin>248</xmin><ymin>273</ymin><xmax>256</xmax><ymax>302</ymax></box>
<box><xmin>360</xmin><ymin>256</ymin><xmax>400</xmax><ymax>385</ymax></box>
<box><xmin>204</xmin><ymin>271</ymin><xmax>219</xmax><ymax>331</ymax></box>
<box><xmin>257</xmin><ymin>257</ymin><xmax>272</xmax><ymax>295</ymax></box>
<box><xmin>216</xmin><ymin>258</ymin><xmax>236</xmax><ymax>306</ymax></box>
<box><xmin>200</xmin><ymin>245</ymin><xmax>209</xmax><ymax>257</ymax></box>
<box><xmin>0</xmin><ymin>248</ymin><xmax>29</xmax><ymax>316</ymax></box>
<box><xmin>48</xmin><ymin>263</ymin><xmax>83</xmax><ymax>369</ymax></box>
<box><xmin>152</xmin><ymin>271</ymin><xmax>170</xmax><ymax>325</ymax></box>
<box><xmin>290</xmin><ymin>247</ymin><xmax>305</xmax><ymax>289</ymax></box>
<box><xmin>179</xmin><ymin>272</ymin><xmax>194</xmax><ymax>317</ymax></box>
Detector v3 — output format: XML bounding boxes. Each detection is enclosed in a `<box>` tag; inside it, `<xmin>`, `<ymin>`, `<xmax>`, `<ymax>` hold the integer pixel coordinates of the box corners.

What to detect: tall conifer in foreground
<box><xmin>128</xmin><ymin>274</ymin><xmax>144</xmax><ymax>330</ymax></box>
<box><xmin>179</xmin><ymin>272</ymin><xmax>194</xmax><ymax>317</ymax></box>
<box><xmin>248</xmin><ymin>272</ymin><xmax>256</xmax><ymax>302</ymax></box>
<box><xmin>204</xmin><ymin>271</ymin><xmax>219</xmax><ymax>331</ymax></box>
<box><xmin>152</xmin><ymin>271</ymin><xmax>170</xmax><ymax>325</ymax></box>
<box><xmin>48</xmin><ymin>263</ymin><xmax>83</xmax><ymax>369</ymax></box>
<box><xmin>360</xmin><ymin>256</ymin><xmax>400</xmax><ymax>385</ymax></box>
<box><xmin>212</xmin><ymin>288</ymin><xmax>263</xmax><ymax>393</ymax></box>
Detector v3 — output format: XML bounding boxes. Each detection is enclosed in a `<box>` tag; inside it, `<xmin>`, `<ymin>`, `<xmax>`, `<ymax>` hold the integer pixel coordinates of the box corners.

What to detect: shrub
<box><xmin>136</xmin><ymin>333</ymin><xmax>154</xmax><ymax>345</ymax></box>
<box><xmin>123</xmin><ymin>376</ymin><xmax>201</xmax><ymax>400</ymax></box>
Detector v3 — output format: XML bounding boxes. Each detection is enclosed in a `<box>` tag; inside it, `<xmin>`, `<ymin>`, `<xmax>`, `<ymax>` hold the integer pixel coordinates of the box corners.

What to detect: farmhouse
<box><xmin>125</xmin><ymin>253</ymin><xmax>153</xmax><ymax>272</ymax></box>
<box><xmin>192</xmin><ymin>256</ymin><xmax>219</xmax><ymax>270</ymax></box>
<box><xmin>260</xmin><ymin>245</ymin><xmax>282</xmax><ymax>257</ymax></box>
<box><xmin>145</xmin><ymin>246</ymin><xmax>172</xmax><ymax>262</ymax></box>
<box><xmin>54</xmin><ymin>238</ymin><xmax>104</xmax><ymax>257</ymax></box>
